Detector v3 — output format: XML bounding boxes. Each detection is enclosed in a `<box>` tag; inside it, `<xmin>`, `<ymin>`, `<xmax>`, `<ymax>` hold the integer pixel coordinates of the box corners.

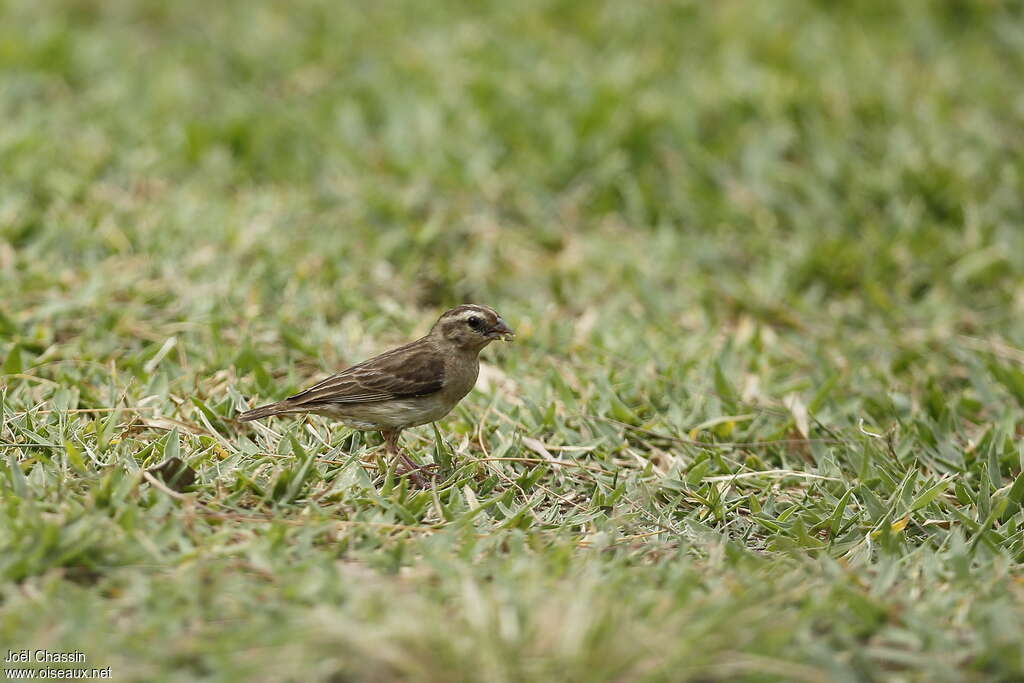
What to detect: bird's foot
<box><xmin>394</xmin><ymin>453</ymin><xmax>438</xmax><ymax>488</ymax></box>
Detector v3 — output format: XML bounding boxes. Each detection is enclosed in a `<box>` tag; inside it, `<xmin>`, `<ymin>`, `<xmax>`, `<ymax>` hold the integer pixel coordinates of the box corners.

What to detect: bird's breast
<box><xmin>442</xmin><ymin>355</ymin><xmax>480</xmax><ymax>403</ymax></box>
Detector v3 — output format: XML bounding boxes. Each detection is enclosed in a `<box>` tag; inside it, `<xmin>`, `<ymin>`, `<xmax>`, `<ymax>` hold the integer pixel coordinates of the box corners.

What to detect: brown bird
<box><xmin>238</xmin><ymin>305</ymin><xmax>514</xmax><ymax>485</ymax></box>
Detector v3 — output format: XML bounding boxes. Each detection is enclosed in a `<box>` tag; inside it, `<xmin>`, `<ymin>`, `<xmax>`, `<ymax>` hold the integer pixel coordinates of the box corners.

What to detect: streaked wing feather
<box><xmin>285</xmin><ymin>340</ymin><xmax>444</xmax><ymax>406</ymax></box>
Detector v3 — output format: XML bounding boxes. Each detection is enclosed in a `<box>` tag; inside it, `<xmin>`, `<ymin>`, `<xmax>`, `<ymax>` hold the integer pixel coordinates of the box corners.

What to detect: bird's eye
<box><xmin>467</xmin><ymin>316</ymin><xmax>481</xmax><ymax>329</ymax></box>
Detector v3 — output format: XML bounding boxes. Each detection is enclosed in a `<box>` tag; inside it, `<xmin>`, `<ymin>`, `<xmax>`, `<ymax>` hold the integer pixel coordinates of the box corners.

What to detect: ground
<box><xmin>2</xmin><ymin>1</ymin><xmax>1024</xmax><ymax>681</ymax></box>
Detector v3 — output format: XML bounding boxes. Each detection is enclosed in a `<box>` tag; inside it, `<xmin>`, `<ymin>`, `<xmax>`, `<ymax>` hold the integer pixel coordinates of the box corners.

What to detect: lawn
<box><xmin>2</xmin><ymin>0</ymin><xmax>1024</xmax><ymax>681</ymax></box>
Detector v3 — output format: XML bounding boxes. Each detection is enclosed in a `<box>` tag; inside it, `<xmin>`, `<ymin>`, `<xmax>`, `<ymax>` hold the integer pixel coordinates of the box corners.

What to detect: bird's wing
<box><xmin>284</xmin><ymin>340</ymin><xmax>445</xmax><ymax>407</ymax></box>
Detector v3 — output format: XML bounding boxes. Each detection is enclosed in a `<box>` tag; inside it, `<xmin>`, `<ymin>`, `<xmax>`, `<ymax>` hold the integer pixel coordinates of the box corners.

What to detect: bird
<box><xmin>237</xmin><ymin>304</ymin><xmax>514</xmax><ymax>486</ymax></box>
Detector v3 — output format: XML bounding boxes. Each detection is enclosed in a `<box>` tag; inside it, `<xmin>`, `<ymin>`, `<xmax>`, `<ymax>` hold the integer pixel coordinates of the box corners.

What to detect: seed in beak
<box><xmin>490</xmin><ymin>318</ymin><xmax>515</xmax><ymax>341</ymax></box>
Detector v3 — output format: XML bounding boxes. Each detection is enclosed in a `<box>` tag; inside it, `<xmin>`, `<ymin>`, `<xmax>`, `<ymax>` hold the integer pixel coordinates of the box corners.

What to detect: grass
<box><xmin>2</xmin><ymin>0</ymin><xmax>1024</xmax><ymax>680</ymax></box>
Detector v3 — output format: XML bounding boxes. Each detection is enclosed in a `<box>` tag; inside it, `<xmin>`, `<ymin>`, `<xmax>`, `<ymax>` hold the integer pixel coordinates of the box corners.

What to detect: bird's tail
<box><xmin>237</xmin><ymin>401</ymin><xmax>294</xmax><ymax>422</ymax></box>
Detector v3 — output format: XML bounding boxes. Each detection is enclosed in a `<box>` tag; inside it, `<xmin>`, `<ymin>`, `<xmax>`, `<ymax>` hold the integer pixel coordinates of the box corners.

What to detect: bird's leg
<box><xmin>381</xmin><ymin>429</ymin><xmax>400</xmax><ymax>457</ymax></box>
<box><xmin>381</xmin><ymin>429</ymin><xmax>436</xmax><ymax>487</ymax></box>
<box><xmin>382</xmin><ymin>429</ymin><xmax>417</xmax><ymax>470</ymax></box>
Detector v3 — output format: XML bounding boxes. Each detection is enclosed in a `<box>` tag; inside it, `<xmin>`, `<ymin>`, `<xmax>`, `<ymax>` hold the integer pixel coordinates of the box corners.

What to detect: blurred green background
<box><xmin>2</xmin><ymin>1</ymin><xmax>1024</xmax><ymax>681</ymax></box>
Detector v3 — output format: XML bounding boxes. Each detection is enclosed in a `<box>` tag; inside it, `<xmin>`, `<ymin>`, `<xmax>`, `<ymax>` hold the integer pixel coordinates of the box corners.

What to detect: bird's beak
<box><xmin>487</xmin><ymin>317</ymin><xmax>515</xmax><ymax>341</ymax></box>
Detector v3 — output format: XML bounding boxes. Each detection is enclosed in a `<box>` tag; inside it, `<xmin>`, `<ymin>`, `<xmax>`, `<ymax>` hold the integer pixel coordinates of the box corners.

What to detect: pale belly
<box><xmin>313</xmin><ymin>393</ymin><xmax>456</xmax><ymax>430</ymax></box>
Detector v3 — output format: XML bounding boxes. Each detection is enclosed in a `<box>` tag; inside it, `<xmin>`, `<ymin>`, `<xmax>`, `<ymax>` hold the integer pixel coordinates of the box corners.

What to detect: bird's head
<box><xmin>431</xmin><ymin>304</ymin><xmax>514</xmax><ymax>352</ymax></box>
